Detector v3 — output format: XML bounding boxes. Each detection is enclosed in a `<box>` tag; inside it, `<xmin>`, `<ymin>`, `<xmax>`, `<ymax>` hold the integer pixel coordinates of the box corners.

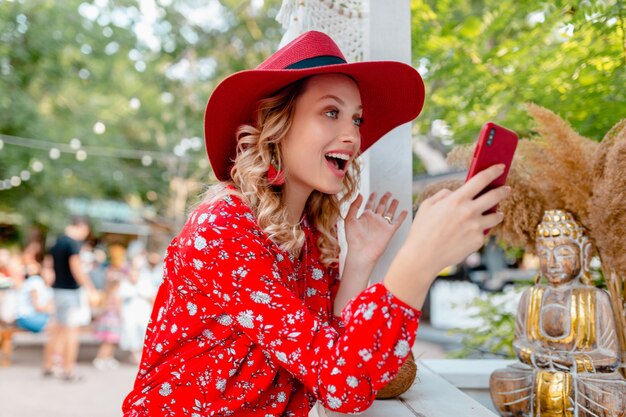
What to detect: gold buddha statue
<box><xmin>490</xmin><ymin>210</ymin><xmax>626</xmax><ymax>417</ymax></box>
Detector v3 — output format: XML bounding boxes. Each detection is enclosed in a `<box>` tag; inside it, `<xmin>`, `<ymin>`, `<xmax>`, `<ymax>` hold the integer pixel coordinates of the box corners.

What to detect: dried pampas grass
<box><xmin>415</xmin><ymin>179</ymin><xmax>463</xmax><ymax>206</ymax></box>
<box><xmin>588</xmin><ymin>120</ymin><xmax>626</xmax><ymax>376</ymax></box>
<box><xmin>591</xmin><ymin>120</ymin><xmax>626</xmax><ymax>182</ymax></box>
<box><xmin>523</xmin><ymin>104</ymin><xmax>598</xmax><ymax>227</ymax></box>
<box><xmin>446</xmin><ymin>143</ymin><xmax>474</xmax><ymax>170</ymax></box>
<box><xmin>492</xmin><ymin>170</ymin><xmax>547</xmax><ymax>253</ymax></box>
<box><xmin>588</xmin><ymin>120</ymin><xmax>626</xmax><ymax>277</ymax></box>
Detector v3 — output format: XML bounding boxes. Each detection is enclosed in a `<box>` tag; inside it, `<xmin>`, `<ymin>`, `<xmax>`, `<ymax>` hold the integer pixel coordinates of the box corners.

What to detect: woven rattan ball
<box><xmin>375</xmin><ymin>352</ymin><xmax>417</xmax><ymax>399</ymax></box>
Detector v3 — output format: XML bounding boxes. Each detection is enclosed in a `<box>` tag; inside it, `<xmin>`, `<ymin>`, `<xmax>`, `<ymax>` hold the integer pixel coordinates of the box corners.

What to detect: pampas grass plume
<box><xmin>588</xmin><ymin>120</ymin><xmax>626</xmax><ymax>277</ymax></box>
<box><xmin>524</xmin><ymin>104</ymin><xmax>597</xmax><ymax>226</ymax></box>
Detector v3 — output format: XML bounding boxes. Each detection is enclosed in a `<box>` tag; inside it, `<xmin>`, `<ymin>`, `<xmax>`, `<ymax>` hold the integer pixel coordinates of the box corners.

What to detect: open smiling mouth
<box><xmin>324</xmin><ymin>152</ymin><xmax>349</xmax><ymax>172</ymax></box>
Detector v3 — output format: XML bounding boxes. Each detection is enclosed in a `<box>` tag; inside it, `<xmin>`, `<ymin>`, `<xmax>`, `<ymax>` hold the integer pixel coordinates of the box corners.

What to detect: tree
<box><xmin>0</xmin><ymin>0</ymin><xmax>283</xmax><ymax>238</ymax></box>
<box><xmin>411</xmin><ymin>0</ymin><xmax>626</xmax><ymax>148</ymax></box>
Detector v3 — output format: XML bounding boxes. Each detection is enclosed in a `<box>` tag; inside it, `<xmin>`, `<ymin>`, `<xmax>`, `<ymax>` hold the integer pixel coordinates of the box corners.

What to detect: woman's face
<box><xmin>280</xmin><ymin>74</ymin><xmax>362</xmax><ymax>197</ymax></box>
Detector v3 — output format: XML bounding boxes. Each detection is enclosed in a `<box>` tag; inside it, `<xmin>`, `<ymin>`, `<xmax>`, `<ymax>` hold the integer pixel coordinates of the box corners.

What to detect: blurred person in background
<box><xmin>43</xmin><ymin>216</ymin><xmax>97</xmax><ymax>382</ymax></box>
<box><xmin>0</xmin><ymin>252</ymin><xmax>23</xmax><ymax>366</ymax></box>
<box><xmin>141</xmin><ymin>251</ymin><xmax>164</xmax><ymax>290</ymax></box>
<box><xmin>120</xmin><ymin>252</ymin><xmax>156</xmax><ymax>364</ymax></box>
<box><xmin>0</xmin><ymin>248</ymin><xmax>11</xmax><ymax>279</ymax></box>
<box><xmin>14</xmin><ymin>254</ymin><xmax>53</xmax><ymax>333</ymax></box>
<box><xmin>88</xmin><ymin>247</ymin><xmax>108</xmax><ymax>291</ymax></box>
<box><xmin>92</xmin><ymin>274</ymin><xmax>122</xmax><ymax>370</ymax></box>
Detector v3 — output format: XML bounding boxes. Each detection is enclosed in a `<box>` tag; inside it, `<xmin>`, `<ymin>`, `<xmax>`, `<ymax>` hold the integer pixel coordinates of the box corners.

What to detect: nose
<box><xmin>338</xmin><ymin>119</ymin><xmax>360</xmax><ymax>146</ymax></box>
<box><xmin>547</xmin><ymin>250</ymin><xmax>559</xmax><ymax>269</ymax></box>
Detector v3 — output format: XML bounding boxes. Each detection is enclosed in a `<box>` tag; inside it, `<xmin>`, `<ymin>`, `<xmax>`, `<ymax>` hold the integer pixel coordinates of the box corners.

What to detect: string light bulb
<box><xmin>31</xmin><ymin>160</ymin><xmax>44</xmax><ymax>172</ymax></box>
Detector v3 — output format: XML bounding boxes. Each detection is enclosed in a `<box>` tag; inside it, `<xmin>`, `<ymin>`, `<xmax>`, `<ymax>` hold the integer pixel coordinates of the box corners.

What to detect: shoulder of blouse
<box><xmin>181</xmin><ymin>193</ymin><xmax>276</xmax><ymax>257</ymax></box>
<box><xmin>190</xmin><ymin>192</ymin><xmax>256</xmax><ymax>228</ymax></box>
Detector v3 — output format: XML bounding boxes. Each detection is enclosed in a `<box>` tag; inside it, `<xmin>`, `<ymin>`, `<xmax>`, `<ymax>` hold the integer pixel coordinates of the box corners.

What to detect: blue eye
<box><xmin>353</xmin><ymin>117</ymin><xmax>364</xmax><ymax>127</ymax></box>
<box><xmin>325</xmin><ymin>110</ymin><xmax>339</xmax><ymax>119</ymax></box>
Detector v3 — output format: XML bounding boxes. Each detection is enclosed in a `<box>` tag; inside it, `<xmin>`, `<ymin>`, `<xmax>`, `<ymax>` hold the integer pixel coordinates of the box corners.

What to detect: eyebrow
<box><xmin>318</xmin><ymin>94</ymin><xmax>363</xmax><ymax>111</ymax></box>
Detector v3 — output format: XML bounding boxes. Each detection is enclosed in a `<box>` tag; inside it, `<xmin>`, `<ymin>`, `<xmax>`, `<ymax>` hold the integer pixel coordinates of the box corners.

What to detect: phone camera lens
<box><xmin>487</xmin><ymin>128</ymin><xmax>495</xmax><ymax>146</ymax></box>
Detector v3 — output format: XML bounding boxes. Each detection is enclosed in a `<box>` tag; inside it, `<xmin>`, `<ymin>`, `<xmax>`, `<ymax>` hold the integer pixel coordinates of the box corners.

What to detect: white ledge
<box><xmin>421</xmin><ymin>359</ymin><xmax>517</xmax><ymax>389</ymax></box>
<box><xmin>318</xmin><ymin>360</ymin><xmax>499</xmax><ymax>417</ymax></box>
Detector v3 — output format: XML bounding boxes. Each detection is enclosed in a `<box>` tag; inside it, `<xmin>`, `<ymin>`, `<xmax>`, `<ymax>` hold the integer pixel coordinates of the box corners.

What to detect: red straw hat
<box><xmin>204</xmin><ymin>31</ymin><xmax>425</xmax><ymax>181</ymax></box>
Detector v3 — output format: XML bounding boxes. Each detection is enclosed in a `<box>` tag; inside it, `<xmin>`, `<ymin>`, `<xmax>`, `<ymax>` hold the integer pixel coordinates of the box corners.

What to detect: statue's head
<box><xmin>535</xmin><ymin>210</ymin><xmax>592</xmax><ymax>286</ymax></box>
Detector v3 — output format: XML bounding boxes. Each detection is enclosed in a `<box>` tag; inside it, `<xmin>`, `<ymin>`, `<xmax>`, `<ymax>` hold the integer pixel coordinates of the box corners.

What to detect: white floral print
<box><xmin>250</xmin><ymin>291</ymin><xmax>271</xmax><ymax>304</ymax></box>
<box><xmin>194</xmin><ymin>236</ymin><xmax>206</xmax><ymax>250</ymax></box>
<box><xmin>237</xmin><ymin>310</ymin><xmax>255</xmax><ymax>328</ymax></box>
<box><xmin>394</xmin><ymin>339</ymin><xmax>410</xmax><ymax>358</ymax></box>
<box><xmin>187</xmin><ymin>302</ymin><xmax>197</xmax><ymax>316</ymax></box>
<box><xmin>159</xmin><ymin>382</ymin><xmax>172</xmax><ymax>397</ymax></box>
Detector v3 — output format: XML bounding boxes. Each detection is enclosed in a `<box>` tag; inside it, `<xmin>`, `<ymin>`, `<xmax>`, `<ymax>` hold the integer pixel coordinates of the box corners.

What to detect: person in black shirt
<box><xmin>43</xmin><ymin>216</ymin><xmax>97</xmax><ymax>381</ymax></box>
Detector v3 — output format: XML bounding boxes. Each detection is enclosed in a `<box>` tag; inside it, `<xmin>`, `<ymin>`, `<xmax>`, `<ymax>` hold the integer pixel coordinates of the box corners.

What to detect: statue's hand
<box><xmin>530</xmin><ymin>351</ymin><xmax>551</xmax><ymax>368</ymax></box>
<box><xmin>550</xmin><ymin>355</ymin><xmax>574</xmax><ymax>372</ymax></box>
<box><xmin>529</xmin><ymin>351</ymin><xmax>576</xmax><ymax>370</ymax></box>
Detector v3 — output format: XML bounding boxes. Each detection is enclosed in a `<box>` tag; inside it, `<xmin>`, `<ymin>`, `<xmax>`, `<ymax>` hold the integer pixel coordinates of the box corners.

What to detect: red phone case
<box><xmin>465</xmin><ymin>122</ymin><xmax>519</xmax><ymax>216</ymax></box>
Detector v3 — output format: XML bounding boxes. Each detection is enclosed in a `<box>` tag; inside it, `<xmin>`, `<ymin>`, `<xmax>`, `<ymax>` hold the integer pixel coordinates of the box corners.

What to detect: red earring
<box><xmin>267</xmin><ymin>161</ymin><xmax>285</xmax><ymax>186</ymax></box>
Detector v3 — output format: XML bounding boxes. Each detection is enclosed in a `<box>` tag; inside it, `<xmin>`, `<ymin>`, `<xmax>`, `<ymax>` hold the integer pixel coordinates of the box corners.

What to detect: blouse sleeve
<box><xmin>328</xmin><ymin>270</ymin><xmax>346</xmax><ymax>334</ymax></box>
<box><xmin>179</xmin><ymin>209</ymin><xmax>421</xmax><ymax>414</ymax></box>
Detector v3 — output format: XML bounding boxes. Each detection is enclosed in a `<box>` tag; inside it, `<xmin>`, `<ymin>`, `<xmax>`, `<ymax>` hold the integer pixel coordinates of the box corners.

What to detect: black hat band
<box><xmin>285</xmin><ymin>55</ymin><xmax>347</xmax><ymax>70</ymax></box>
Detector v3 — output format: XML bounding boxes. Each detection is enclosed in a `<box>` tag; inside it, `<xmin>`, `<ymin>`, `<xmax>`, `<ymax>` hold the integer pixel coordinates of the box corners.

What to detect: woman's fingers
<box><xmin>364</xmin><ymin>192</ymin><xmax>377</xmax><ymax>211</ymax></box>
<box><xmin>457</xmin><ymin>164</ymin><xmax>505</xmax><ymax>200</ymax></box>
<box><xmin>471</xmin><ymin>186</ymin><xmax>510</xmax><ymax>214</ymax></box>
<box><xmin>346</xmin><ymin>193</ymin><xmax>363</xmax><ymax>219</ymax></box>
<box><xmin>364</xmin><ymin>191</ymin><xmax>401</xmax><ymax>220</ymax></box>
<box><xmin>392</xmin><ymin>209</ymin><xmax>409</xmax><ymax>227</ymax></box>
<box><xmin>353</xmin><ymin>192</ymin><xmax>407</xmax><ymax>226</ymax></box>
<box><xmin>385</xmin><ymin>198</ymin><xmax>400</xmax><ymax>220</ymax></box>
<box><xmin>375</xmin><ymin>192</ymin><xmax>392</xmax><ymax>215</ymax></box>
<box><xmin>423</xmin><ymin>188</ymin><xmax>453</xmax><ymax>206</ymax></box>
<box><xmin>480</xmin><ymin>211</ymin><xmax>505</xmax><ymax>231</ymax></box>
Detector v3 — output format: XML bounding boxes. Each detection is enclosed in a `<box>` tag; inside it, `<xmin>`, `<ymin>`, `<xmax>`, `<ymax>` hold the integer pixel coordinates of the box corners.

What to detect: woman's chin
<box><xmin>314</xmin><ymin>183</ymin><xmax>343</xmax><ymax>195</ymax></box>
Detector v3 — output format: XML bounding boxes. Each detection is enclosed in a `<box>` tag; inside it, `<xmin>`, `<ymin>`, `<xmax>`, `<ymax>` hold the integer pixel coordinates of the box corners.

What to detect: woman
<box><xmin>14</xmin><ymin>256</ymin><xmax>52</xmax><ymax>333</ymax></box>
<box><xmin>123</xmin><ymin>31</ymin><xmax>508</xmax><ymax>416</ymax></box>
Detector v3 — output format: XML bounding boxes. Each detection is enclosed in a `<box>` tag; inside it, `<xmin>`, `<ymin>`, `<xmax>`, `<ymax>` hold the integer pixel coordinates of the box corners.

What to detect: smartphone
<box><xmin>465</xmin><ymin>122</ymin><xmax>519</xmax><ymax>216</ymax></box>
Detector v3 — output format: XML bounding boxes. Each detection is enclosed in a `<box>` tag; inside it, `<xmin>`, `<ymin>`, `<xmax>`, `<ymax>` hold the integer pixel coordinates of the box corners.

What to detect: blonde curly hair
<box><xmin>204</xmin><ymin>77</ymin><xmax>361</xmax><ymax>266</ymax></box>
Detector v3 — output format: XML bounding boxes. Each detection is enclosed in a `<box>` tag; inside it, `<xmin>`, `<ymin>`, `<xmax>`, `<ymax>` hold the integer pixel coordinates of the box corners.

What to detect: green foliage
<box><xmin>448</xmin><ymin>285</ymin><xmax>527</xmax><ymax>358</ymax></box>
<box><xmin>411</xmin><ymin>0</ymin><xmax>626</xmax><ymax>143</ymax></box>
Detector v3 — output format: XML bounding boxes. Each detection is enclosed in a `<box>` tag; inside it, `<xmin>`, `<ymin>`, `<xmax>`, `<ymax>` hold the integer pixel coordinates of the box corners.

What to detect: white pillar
<box><xmin>362</xmin><ymin>0</ymin><xmax>413</xmax><ymax>284</ymax></box>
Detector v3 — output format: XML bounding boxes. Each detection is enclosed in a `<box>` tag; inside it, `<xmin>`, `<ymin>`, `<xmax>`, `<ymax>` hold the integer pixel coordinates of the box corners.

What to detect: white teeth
<box><xmin>325</xmin><ymin>152</ymin><xmax>350</xmax><ymax>160</ymax></box>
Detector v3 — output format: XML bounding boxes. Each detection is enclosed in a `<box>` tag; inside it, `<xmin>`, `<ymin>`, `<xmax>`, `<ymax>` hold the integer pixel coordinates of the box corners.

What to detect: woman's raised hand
<box><xmin>344</xmin><ymin>192</ymin><xmax>408</xmax><ymax>265</ymax></box>
<box><xmin>384</xmin><ymin>164</ymin><xmax>510</xmax><ymax>309</ymax></box>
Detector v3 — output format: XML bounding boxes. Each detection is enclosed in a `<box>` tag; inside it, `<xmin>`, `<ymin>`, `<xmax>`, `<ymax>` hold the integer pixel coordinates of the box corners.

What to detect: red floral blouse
<box><xmin>123</xmin><ymin>193</ymin><xmax>421</xmax><ymax>416</ymax></box>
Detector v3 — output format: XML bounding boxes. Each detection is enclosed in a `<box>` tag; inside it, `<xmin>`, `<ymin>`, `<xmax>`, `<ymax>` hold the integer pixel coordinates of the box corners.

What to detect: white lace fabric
<box><xmin>276</xmin><ymin>0</ymin><xmax>367</xmax><ymax>63</ymax></box>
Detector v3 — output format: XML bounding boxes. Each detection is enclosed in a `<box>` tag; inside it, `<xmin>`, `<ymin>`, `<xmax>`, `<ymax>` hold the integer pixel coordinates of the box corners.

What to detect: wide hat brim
<box><xmin>204</xmin><ymin>61</ymin><xmax>425</xmax><ymax>181</ymax></box>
